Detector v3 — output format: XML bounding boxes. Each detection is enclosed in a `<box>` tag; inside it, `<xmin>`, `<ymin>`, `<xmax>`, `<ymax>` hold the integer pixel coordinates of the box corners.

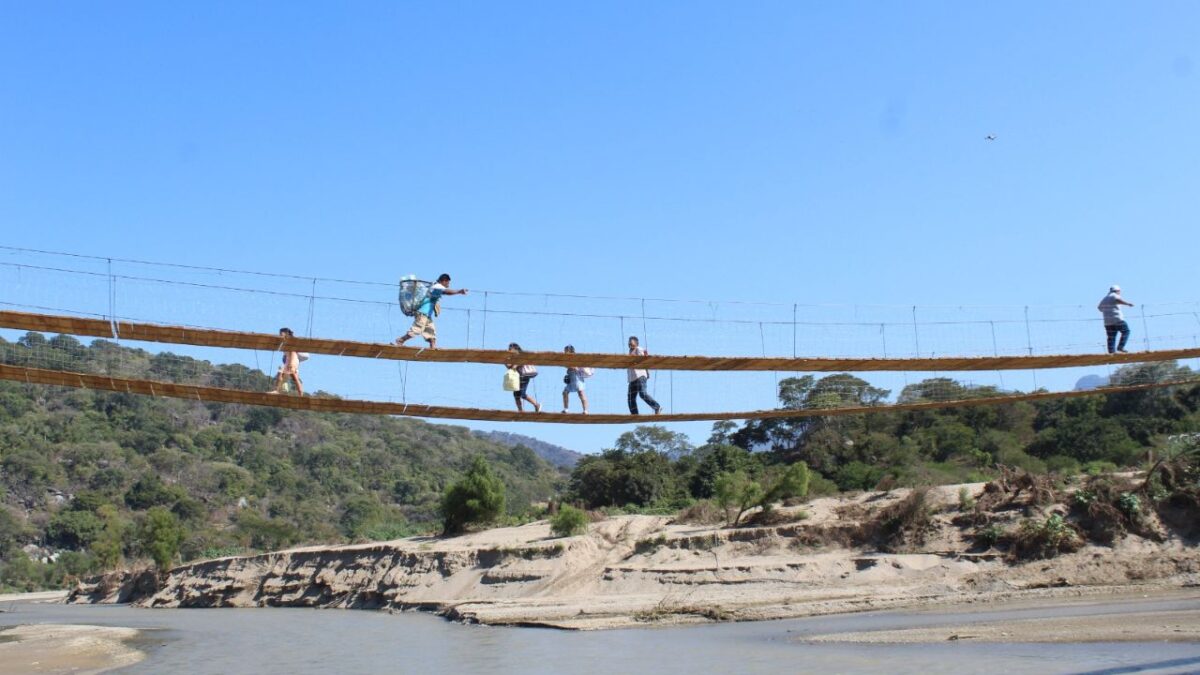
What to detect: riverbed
<box><xmin>3</xmin><ymin>595</ymin><xmax>1200</xmax><ymax>674</ymax></box>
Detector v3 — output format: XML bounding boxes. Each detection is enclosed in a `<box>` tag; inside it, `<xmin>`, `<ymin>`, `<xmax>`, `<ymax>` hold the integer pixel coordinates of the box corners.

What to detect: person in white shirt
<box><xmin>396</xmin><ymin>273</ymin><xmax>467</xmax><ymax>350</ymax></box>
<box><xmin>1097</xmin><ymin>285</ymin><xmax>1135</xmax><ymax>354</ymax></box>
<box><xmin>626</xmin><ymin>336</ymin><xmax>661</xmax><ymax>415</ymax></box>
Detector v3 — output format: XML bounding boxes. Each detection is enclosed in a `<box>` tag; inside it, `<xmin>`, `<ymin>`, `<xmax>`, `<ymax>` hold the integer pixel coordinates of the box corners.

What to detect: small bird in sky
<box><xmin>985</xmin><ymin>134</ymin><xmax>997</xmax><ymax>141</ymax></box>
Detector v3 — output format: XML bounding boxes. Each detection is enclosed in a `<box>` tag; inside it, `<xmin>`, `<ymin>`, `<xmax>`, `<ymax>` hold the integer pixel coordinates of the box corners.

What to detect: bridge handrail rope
<box><xmin>7</xmin><ymin>244</ymin><xmax>1200</xmax><ymax>312</ymax></box>
<box><xmin>2</xmin><ymin>308</ymin><xmax>1200</xmax><ymax>373</ymax></box>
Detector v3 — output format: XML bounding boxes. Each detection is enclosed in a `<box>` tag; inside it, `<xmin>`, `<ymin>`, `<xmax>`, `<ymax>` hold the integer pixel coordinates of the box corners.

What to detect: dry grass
<box><xmin>861</xmin><ymin>489</ymin><xmax>933</xmax><ymax>553</ymax></box>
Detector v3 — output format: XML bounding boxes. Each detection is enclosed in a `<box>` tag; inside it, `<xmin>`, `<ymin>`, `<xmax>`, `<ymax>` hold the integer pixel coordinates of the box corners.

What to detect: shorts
<box><xmin>563</xmin><ymin>372</ymin><xmax>584</xmax><ymax>394</ymax></box>
<box><xmin>405</xmin><ymin>313</ymin><xmax>436</xmax><ymax>341</ymax></box>
<box><xmin>513</xmin><ymin>374</ymin><xmax>534</xmax><ymax>400</ymax></box>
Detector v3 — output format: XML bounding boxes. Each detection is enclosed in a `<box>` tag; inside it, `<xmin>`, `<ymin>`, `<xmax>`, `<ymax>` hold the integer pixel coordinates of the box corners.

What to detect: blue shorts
<box><xmin>563</xmin><ymin>372</ymin><xmax>585</xmax><ymax>394</ymax></box>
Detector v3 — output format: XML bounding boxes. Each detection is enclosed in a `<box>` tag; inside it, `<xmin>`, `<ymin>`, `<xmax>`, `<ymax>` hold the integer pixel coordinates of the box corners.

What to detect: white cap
<box><xmin>1110</xmin><ymin>285</ymin><xmax>1121</xmax><ymax>293</ymax></box>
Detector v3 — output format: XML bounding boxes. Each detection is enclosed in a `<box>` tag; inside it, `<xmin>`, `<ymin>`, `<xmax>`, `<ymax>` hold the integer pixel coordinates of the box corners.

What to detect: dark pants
<box><xmin>627</xmin><ymin>376</ymin><xmax>660</xmax><ymax>414</ymax></box>
<box><xmin>1105</xmin><ymin>321</ymin><xmax>1130</xmax><ymax>353</ymax></box>
<box><xmin>513</xmin><ymin>375</ymin><xmax>534</xmax><ymax>402</ymax></box>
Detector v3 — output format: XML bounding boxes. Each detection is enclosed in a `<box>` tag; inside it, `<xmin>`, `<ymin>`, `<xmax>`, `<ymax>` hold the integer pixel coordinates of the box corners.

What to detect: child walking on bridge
<box><xmin>561</xmin><ymin>345</ymin><xmax>590</xmax><ymax>414</ymax></box>
<box><xmin>270</xmin><ymin>327</ymin><xmax>304</xmax><ymax>395</ymax></box>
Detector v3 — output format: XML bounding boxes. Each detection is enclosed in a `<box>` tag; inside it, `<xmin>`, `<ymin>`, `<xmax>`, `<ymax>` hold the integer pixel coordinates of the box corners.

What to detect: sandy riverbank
<box><xmin>806</xmin><ymin>603</ymin><xmax>1200</xmax><ymax>643</ymax></box>
<box><xmin>69</xmin><ymin>481</ymin><xmax>1200</xmax><ymax>631</ymax></box>
<box><xmin>0</xmin><ymin>591</ymin><xmax>69</xmax><ymax>604</ymax></box>
<box><xmin>0</xmin><ymin>624</ymin><xmax>145</xmax><ymax>674</ymax></box>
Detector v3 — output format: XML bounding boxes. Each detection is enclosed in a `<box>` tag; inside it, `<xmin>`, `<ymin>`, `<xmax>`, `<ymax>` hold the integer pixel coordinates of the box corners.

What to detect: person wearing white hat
<box><xmin>1097</xmin><ymin>285</ymin><xmax>1135</xmax><ymax>353</ymax></box>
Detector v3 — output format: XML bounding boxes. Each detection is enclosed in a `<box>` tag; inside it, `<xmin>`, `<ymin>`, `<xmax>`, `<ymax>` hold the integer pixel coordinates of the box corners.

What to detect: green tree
<box><xmin>46</xmin><ymin>510</ymin><xmax>104</xmax><ymax>549</ymax></box>
<box><xmin>89</xmin><ymin>504</ymin><xmax>128</xmax><ymax>569</ymax></box>
<box><xmin>614</xmin><ymin>425</ymin><xmax>694</xmax><ymax>459</ymax></box>
<box><xmin>136</xmin><ymin>507</ymin><xmax>184</xmax><ymax>572</ymax></box>
<box><xmin>441</xmin><ymin>456</ymin><xmax>506</xmax><ymax>535</ymax></box>
<box><xmin>713</xmin><ymin>471</ymin><xmax>763</xmax><ymax>527</ymax></box>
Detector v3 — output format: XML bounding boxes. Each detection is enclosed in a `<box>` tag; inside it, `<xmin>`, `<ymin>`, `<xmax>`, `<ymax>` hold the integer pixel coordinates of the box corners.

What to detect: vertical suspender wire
<box><xmin>792</xmin><ymin>304</ymin><xmax>798</xmax><ymax>359</ymax></box>
<box><xmin>911</xmin><ymin>306</ymin><xmax>920</xmax><ymax>358</ymax></box>
<box><xmin>760</xmin><ymin>321</ymin><xmax>777</xmax><ymax>395</ymax></box>
<box><xmin>1140</xmin><ymin>304</ymin><xmax>1151</xmax><ymax>352</ymax></box>
<box><xmin>466</xmin><ymin>309</ymin><xmax>472</xmax><ymax>349</ymax></box>
<box><xmin>642</xmin><ymin>299</ymin><xmax>654</xmax><ymax>398</ymax></box>
<box><xmin>640</xmin><ymin>299</ymin><xmax>649</xmax><ymax>349</ymax></box>
<box><xmin>481</xmin><ymin>291</ymin><xmax>489</xmax><ymax>350</ymax></box>
<box><xmin>990</xmin><ymin>320</ymin><xmax>1005</xmax><ymax>389</ymax></box>
<box><xmin>1027</xmin><ymin>305</ymin><xmax>1036</xmax><ymax>389</ymax></box>
<box><xmin>107</xmin><ymin>258</ymin><xmax>119</xmax><ymax>340</ymax></box>
<box><xmin>306</xmin><ymin>278</ymin><xmax>317</xmax><ymax>338</ymax></box>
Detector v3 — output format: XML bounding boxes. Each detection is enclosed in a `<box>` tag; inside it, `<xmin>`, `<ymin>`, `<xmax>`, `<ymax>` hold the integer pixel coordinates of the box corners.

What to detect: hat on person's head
<box><xmin>1110</xmin><ymin>285</ymin><xmax>1121</xmax><ymax>293</ymax></box>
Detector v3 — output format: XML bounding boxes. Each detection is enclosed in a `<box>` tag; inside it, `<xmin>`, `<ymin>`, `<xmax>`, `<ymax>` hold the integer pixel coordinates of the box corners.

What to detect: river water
<box><xmin>3</xmin><ymin>598</ymin><xmax>1199</xmax><ymax>674</ymax></box>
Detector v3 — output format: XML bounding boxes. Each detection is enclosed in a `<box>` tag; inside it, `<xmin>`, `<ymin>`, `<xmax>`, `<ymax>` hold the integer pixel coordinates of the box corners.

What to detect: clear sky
<box><xmin>1</xmin><ymin>2</ymin><xmax>1197</xmax><ymax>453</ymax></box>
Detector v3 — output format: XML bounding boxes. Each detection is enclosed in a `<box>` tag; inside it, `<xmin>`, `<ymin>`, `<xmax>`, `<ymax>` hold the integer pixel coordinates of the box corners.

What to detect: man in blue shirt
<box><xmin>1097</xmin><ymin>285</ymin><xmax>1135</xmax><ymax>354</ymax></box>
<box><xmin>396</xmin><ymin>273</ymin><xmax>468</xmax><ymax>349</ymax></box>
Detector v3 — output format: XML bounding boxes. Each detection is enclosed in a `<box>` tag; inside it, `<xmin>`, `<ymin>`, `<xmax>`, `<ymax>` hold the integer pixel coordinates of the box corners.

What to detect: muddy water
<box><xmin>3</xmin><ymin>598</ymin><xmax>1199</xmax><ymax>674</ymax></box>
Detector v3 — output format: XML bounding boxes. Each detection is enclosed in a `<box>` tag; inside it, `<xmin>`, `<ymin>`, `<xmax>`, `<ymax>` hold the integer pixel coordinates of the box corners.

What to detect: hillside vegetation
<box><xmin>564</xmin><ymin>365</ymin><xmax>1200</xmax><ymax>512</ymax></box>
<box><xmin>0</xmin><ymin>332</ymin><xmax>563</xmax><ymax>591</ymax></box>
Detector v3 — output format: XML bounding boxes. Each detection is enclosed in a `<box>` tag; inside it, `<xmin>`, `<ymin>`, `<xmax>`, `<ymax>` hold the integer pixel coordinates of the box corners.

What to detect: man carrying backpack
<box><xmin>396</xmin><ymin>273</ymin><xmax>467</xmax><ymax>350</ymax></box>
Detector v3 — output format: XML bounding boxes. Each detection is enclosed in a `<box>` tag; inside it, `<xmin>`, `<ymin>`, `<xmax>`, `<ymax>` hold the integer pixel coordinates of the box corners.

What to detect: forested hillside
<box><xmin>565</xmin><ymin>364</ymin><xmax>1200</xmax><ymax>510</ymax></box>
<box><xmin>0</xmin><ymin>332</ymin><xmax>563</xmax><ymax>591</ymax></box>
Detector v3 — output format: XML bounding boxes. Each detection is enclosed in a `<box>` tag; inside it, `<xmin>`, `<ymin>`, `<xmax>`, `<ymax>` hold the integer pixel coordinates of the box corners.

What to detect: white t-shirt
<box><xmin>628</xmin><ymin>347</ymin><xmax>649</xmax><ymax>382</ymax></box>
<box><xmin>1097</xmin><ymin>292</ymin><xmax>1124</xmax><ymax>325</ymax></box>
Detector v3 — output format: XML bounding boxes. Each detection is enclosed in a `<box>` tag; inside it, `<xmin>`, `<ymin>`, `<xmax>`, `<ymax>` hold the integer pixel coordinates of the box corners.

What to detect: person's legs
<box><xmin>635</xmin><ymin>376</ymin><xmax>661</xmax><ymax>413</ymax></box>
<box><xmin>517</xmin><ymin>376</ymin><xmax>540</xmax><ymax>411</ymax></box>
<box><xmin>578</xmin><ymin>390</ymin><xmax>589</xmax><ymax>414</ymax></box>
<box><xmin>513</xmin><ymin>389</ymin><xmax>523</xmax><ymax>411</ymax></box>
<box><xmin>397</xmin><ymin>314</ymin><xmax>427</xmax><ymax>346</ymax></box>
<box><xmin>289</xmin><ymin>372</ymin><xmax>303</xmax><ymax>396</ymax></box>
<box><xmin>423</xmin><ymin>316</ymin><xmax>438</xmax><ymax>349</ymax></box>
<box><xmin>1106</xmin><ymin>324</ymin><xmax>1119</xmax><ymax>353</ymax></box>
<box><xmin>1117</xmin><ymin>321</ymin><xmax>1131</xmax><ymax>352</ymax></box>
<box><xmin>562</xmin><ymin>389</ymin><xmax>570</xmax><ymax>412</ymax></box>
<box><xmin>627</xmin><ymin>381</ymin><xmax>639</xmax><ymax>414</ymax></box>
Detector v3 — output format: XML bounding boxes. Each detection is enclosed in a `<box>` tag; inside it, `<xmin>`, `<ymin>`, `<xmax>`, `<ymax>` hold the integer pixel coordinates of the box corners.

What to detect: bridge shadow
<box><xmin>1072</xmin><ymin>655</ymin><xmax>1200</xmax><ymax>674</ymax></box>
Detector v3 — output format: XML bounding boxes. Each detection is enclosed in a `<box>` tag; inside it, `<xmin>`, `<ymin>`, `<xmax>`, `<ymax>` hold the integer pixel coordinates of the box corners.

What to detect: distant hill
<box><xmin>474</xmin><ymin>431</ymin><xmax>583</xmax><ymax>469</ymax></box>
<box><xmin>1074</xmin><ymin>374</ymin><xmax>1110</xmax><ymax>391</ymax></box>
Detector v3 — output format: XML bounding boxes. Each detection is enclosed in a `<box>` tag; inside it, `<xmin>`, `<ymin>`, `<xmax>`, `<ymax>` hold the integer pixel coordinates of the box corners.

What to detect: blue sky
<box><xmin>1</xmin><ymin>2</ymin><xmax>1198</xmax><ymax>453</ymax></box>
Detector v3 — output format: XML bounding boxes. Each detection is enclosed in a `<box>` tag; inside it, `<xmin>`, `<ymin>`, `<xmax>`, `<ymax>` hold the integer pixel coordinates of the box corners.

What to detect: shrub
<box><xmin>441</xmin><ymin>456</ymin><xmax>506</xmax><ymax>535</ymax></box>
<box><xmin>550</xmin><ymin>505</ymin><xmax>588</xmax><ymax>538</ymax></box>
<box><xmin>761</xmin><ymin>463</ymin><xmax>811</xmax><ymax>507</ymax></box>
<box><xmin>958</xmin><ymin>486</ymin><xmax>976</xmax><ymax>512</ymax></box>
<box><xmin>1009</xmin><ymin>513</ymin><xmax>1082</xmax><ymax>560</ymax></box>
<box><xmin>1084</xmin><ymin>460</ymin><xmax>1119</xmax><ymax>476</ymax></box>
<box><xmin>676</xmin><ymin>500</ymin><xmax>724</xmax><ymax>525</ymax></box>
<box><xmin>974</xmin><ymin>524</ymin><xmax>1004</xmax><ymax>549</ymax></box>
<box><xmin>1117</xmin><ymin>492</ymin><xmax>1141</xmax><ymax>517</ymax></box>
<box><xmin>867</xmin><ymin>489</ymin><xmax>932</xmax><ymax>552</ymax></box>
<box><xmin>46</xmin><ymin>510</ymin><xmax>104</xmax><ymax>549</ymax></box>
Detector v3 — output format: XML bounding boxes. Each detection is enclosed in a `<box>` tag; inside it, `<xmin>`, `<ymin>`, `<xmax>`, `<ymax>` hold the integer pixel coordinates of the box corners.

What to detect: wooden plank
<box><xmin>0</xmin><ymin>363</ymin><xmax>1195</xmax><ymax>424</ymax></box>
